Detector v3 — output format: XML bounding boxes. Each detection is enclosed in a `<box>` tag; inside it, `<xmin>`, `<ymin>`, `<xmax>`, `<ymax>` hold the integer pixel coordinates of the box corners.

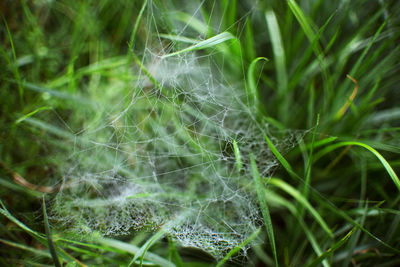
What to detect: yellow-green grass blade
<box><xmin>15</xmin><ymin>107</ymin><xmax>52</xmax><ymax>125</ymax></box>
<box><xmin>162</xmin><ymin>32</ymin><xmax>235</xmax><ymax>58</ymax></box>
<box><xmin>268</xmin><ymin>178</ymin><xmax>333</xmax><ymax>238</ymax></box>
<box><xmin>233</xmin><ymin>139</ymin><xmax>243</xmax><ymax>171</ymax></box>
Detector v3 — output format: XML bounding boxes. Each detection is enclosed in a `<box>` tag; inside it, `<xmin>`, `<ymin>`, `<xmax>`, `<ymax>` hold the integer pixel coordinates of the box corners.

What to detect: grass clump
<box><xmin>1</xmin><ymin>0</ymin><xmax>400</xmax><ymax>266</ymax></box>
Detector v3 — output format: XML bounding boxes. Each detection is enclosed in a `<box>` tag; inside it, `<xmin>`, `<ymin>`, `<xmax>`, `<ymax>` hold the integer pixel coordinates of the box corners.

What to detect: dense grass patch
<box><xmin>1</xmin><ymin>0</ymin><xmax>400</xmax><ymax>266</ymax></box>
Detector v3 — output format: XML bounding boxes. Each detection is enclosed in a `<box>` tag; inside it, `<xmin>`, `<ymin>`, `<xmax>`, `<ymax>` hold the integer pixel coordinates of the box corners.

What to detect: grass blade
<box><xmin>0</xmin><ymin>200</ymin><xmax>45</xmax><ymax>240</ymax></box>
<box><xmin>216</xmin><ymin>228</ymin><xmax>261</xmax><ymax>267</ymax></box>
<box><xmin>15</xmin><ymin>107</ymin><xmax>52</xmax><ymax>125</ymax></box>
<box><xmin>97</xmin><ymin>238</ymin><xmax>173</xmax><ymax>267</ymax></box>
<box><xmin>265</xmin><ymin>10</ymin><xmax>287</xmax><ymax>95</ymax></box>
<box><xmin>302</xmin><ymin>114</ymin><xmax>319</xmax><ymax>200</ymax></box>
<box><xmin>2</xmin><ymin>16</ymin><xmax>24</xmax><ymax>103</ymax></box>
<box><xmin>268</xmin><ymin>178</ymin><xmax>333</xmax><ymax>238</ymax></box>
<box><xmin>42</xmin><ymin>196</ymin><xmax>61</xmax><ymax>267</ymax></box>
<box><xmin>128</xmin><ymin>0</ymin><xmax>148</xmax><ymax>49</ymax></box>
<box><xmin>314</xmin><ymin>141</ymin><xmax>400</xmax><ymax>192</ymax></box>
<box><xmin>264</xmin><ymin>134</ymin><xmax>298</xmax><ymax>180</ymax></box>
<box><xmin>250</xmin><ymin>154</ymin><xmax>278</xmax><ymax>266</ymax></box>
<box><xmin>307</xmin><ymin>227</ymin><xmax>356</xmax><ymax>267</ymax></box>
<box><xmin>233</xmin><ymin>139</ymin><xmax>243</xmax><ymax>171</ymax></box>
<box><xmin>161</xmin><ymin>32</ymin><xmax>235</xmax><ymax>58</ymax></box>
<box><xmin>247</xmin><ymin>57</ymin><xmax>268</xmax><ymax>108</ymax></box>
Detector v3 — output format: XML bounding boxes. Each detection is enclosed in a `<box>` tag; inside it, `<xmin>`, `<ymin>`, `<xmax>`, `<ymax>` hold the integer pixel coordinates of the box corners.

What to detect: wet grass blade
<box><xmin>250</xmin><ymin>154</ymin><xmax>278</xmax><ymax>266</ymax></box>
<box><xmin>264</xmin><ymin>134</ymin><xmax>298</xmax><ymax>180</ymax></box>
<box><xmin>42</xmin><ymin>196</ymin><xmax>61</xmax><ymax>267</ymax></box>
<box><xmin>216</xmin><ymin>228</ymin><xmax>261</xmax><ymax>267</ymax></box>
<box><xmin>162</xmin><ymin>32</ymin><xmax>235</xmax><ymax>58</ymax></box>
<box><xmin>233</xmin><ymin>139</ymin><xmax>243</xmax><ymax>171</ymax></box>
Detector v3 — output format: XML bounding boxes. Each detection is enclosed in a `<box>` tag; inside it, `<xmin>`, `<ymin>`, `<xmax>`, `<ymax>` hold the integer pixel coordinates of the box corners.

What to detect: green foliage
<box><xmin>1</xmin><ymin>0</ymin><xmax>400</xmax><ymax>266</ymax></box>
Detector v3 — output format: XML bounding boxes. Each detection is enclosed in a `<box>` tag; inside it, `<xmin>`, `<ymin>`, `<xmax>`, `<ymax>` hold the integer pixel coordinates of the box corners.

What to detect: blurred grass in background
<box><xmin>1</xmin><ymin>0</ymin><xmax>400</xmax><ymax>266</ymax></box>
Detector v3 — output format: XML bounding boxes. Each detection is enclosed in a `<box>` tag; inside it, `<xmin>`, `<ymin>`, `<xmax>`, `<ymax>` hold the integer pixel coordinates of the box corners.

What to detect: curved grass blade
<box><xmin>314</xmin><ymin>141</ymin><xmax>400</xmax><ymax>192</ymax></box>
<box><xmin>247</xmin><ymin>57</ymin><xmax>268</xmax><ymax>108</ymax></box>
<box><xmin>268</xmin><ymin>178</ymin><xmax>333</xmax><ymax>238</ymax></box>
<box><xmin>0</xmin><ymin>200</ymin><xmax>45</xmax><ymax>240</ymax></box>
<box><xmin>162</xmin><ymin>32</ymin><xmax>235</xmax><ymax>58</ymax></box>
<box><xmin>250</xmin><ymin>154</ymin><xmax>278</xmax><ymax>266</ymax></box>
<box><xmin>216</xmin><ymin>228</ymin><xmax>261</xmax><ymax>267</ymax></box>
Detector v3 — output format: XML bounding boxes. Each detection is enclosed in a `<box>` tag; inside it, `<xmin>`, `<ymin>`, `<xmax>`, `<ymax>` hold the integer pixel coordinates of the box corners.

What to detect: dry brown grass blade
<box><xmin>0</xmin><ymin>161</ymin><xmax>57</xmax><ymax>193</ymax></box>
<box><xmin>335</xmin><ymin>74</ymin><xmax>359</xmax><ymax>120</ymax></box>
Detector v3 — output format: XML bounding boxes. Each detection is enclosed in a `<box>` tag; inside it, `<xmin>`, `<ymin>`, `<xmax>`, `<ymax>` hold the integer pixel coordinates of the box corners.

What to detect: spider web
<box><xmin>51</xmin><ymin>0</ymin><xmax>298</xmax><ymax>259</ymax></box>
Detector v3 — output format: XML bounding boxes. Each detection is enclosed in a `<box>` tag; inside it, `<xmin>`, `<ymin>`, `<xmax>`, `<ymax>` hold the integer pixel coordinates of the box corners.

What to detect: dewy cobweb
<box><xmin>51</xmin><ymin>2</ymin><xmax>298</xmax><ymax>260</ymax></box>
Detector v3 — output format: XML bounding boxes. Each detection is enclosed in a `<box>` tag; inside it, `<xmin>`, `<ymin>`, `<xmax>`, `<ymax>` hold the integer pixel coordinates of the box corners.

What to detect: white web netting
<box><xmin>51</xmin><ymin>1</ymin><xmax>299</xmax><ymax>259</ymax></box>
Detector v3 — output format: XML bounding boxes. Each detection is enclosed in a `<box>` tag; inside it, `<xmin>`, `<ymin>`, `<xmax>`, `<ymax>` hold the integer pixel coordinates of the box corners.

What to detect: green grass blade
<box><xmin>264</xmin><ymin>134</ymin><xmax>298</xmax><ymax>180</ymax></box>
<box><xmin>307</xmin><ymin>227</ymin><xmax>356</xmax><ymax>267</ymax></box>
<box><xmin>0</xmin><ymin>200</ymin><xmax>45</xmax><ymax>240</ymax></box>
<box><xmin>15</xmin><ymin>107</ymin><xmax>52</xmax><ymax>124</ymax></box>
<box><xmin>268</xmin><ymin>178</ymin><xmax>333</xmax><ymax>238</ymax></box>
<box><xmin>265</xmin><ymin>10</ymin><xmax>287</xmax><ymax>96</ymax></box>
<box><xmin>349</xmin><ymin>18</ymin><xmax>387</xmax><ymax>77</ymax></box>
<box><xmin>42</xmin><ymin>196</ymin><xmax>61</xmax><ymax>267</ymax></box>
<box><xmin>161</xmin><ymin>32</ymin><xmax>235</xmax><ymax>58</ymax></box>
<box><xmin>159</xmin><ymin>34</ymin><xmax>198</xmax><ymax>44</ymax></box>
<box><xmin>2</xmin><ymin>16</ymin><xmax>24</xmax><ymax>102</ymax></box>
<box><xmin>216</xmin><ymin>228</ymin><xmax>261</xmax><ymax>267</ymax></box>
<box><xmin>128</xmin><ymin>229</ymin><xmax>168</xmax><ymax>267</ymax></box>
<box><xmin>128</xmin><ymin>0</ymin><xmax>148</xmax><ymax>49</ymax></box>
<box><xmin>96</xmin><ymin>238</ymin><xmax>173</xmax><ymax>267</ymax></box>
<box><xmin>314</xmin><ymin>141</ymin><xmax>400</xmax><ymax>192</ymax></box>
<box><xmin>233</xmin><ymin>139</ymin><xmax>243</xmax><ymax>171</ymax></box>
<box><xmin>263</xmin><ymin>191</ymin><xmax>328</xmax><ymax>267</ymax></box>
<box><xmin>250</xmin><ymin>154</ymin><xmax>278</xmax><ymax>266</ymax></box>
<box><xmin>0</xmin><ymin>238</ymin><xmax>51</xmax><ymax>258</ymax></box>
<box><xmin>302</xmin><ymin>114</ymin><xmax>319</xmax><ymax>200</ymax></box>
<box><xmin>173</xmin><ymin>11</ymin><xmax>208</xmax><ymax>35</ymax></box>
<box><xmin>128</xmin><ymin>213</ymin><xmax>187</xmax><ymax>267</ymax></box>
<box><xmin>247</xmin><ymin>57</ymin><xmax>268</xmax><ymax>108</ymax></box>
<box><xmin>287</xmin><ymin>0</ymin><xmax>316</xmax><ymax>43</ymax></box>
<box><xmin>168</xmin><ymin>237</ymin><xmax>184</xmax><ymax>267</ymax></box>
